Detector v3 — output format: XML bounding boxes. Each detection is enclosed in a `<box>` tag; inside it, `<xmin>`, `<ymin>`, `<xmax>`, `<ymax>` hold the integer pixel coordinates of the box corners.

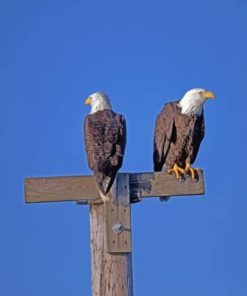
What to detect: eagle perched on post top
<box><xmin>84</xmin><ymin>92</ymin><xmax>126</xmax><ymax>202</ymax></box>
<box><xmin>153</xmin><ymin>88</ymin><xmax>215</xmax><ymax>181</ymax></box>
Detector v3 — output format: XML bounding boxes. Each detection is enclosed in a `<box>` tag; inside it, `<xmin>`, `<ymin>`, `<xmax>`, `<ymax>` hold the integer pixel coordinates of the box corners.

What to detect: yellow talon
<box><xmin>168</xmin><ymin>163</ymin><xmax>185</xmax><ymax>179</ymax></box>
<box><xmin>185</xmin><ymin>163</ymin><xmax>200</xmax><ymax>180</ymax></box>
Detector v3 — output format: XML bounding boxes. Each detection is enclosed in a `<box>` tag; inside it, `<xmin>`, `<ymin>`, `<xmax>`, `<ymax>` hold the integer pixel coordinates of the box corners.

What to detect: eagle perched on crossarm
<box><xmin>84</xmin><ymin>92</ymin><xmax>126</xmax><ymax>202</ymax></box>
<box><xmin>153</xmin><ymin>88</ymin><xmax>215</xmax><ymax>183</ymax></box>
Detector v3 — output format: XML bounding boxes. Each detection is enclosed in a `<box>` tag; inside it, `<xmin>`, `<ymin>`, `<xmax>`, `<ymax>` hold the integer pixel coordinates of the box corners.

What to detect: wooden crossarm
<box><xmin>129</xmin><ymin>171</ymin><xmax>205</xmax><ymax>202</ymax></box>
<box><xmin>24</xmin><ymin>171</ymin><xmax>205</xmax><ymax>204</ymax></box>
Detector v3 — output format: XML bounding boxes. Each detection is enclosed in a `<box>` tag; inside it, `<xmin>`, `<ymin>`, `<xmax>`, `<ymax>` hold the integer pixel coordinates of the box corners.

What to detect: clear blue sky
<box><xmin>1</xmin><ymin>0</ymin><xmax>247</xmax><ymax>295</ymax></box>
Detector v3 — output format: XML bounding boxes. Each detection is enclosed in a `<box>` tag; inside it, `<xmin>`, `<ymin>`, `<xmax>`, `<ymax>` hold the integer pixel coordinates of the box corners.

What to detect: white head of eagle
<box><xmin>178</xmin><ymin>88</ymin><xmax>215</xmax><ymax>116</ymax></box>
<box><xmin>85</xmin><ymin>92</ymin><xmax>112</xmax><ymax>114</ymax></box>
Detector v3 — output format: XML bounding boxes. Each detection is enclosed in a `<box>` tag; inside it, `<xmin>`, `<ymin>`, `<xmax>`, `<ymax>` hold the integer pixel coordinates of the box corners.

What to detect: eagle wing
<box><xmin>84</xmin><ymin>115</ymin><xmax>96</xmax><ymax>171</ymax></box>
<box><xmin>153</xmin><ymin>103</ymin><xmax>175</xmax><ymax>171</ymax></box>
<box><xmin>84</xmin><ymin>111</ymin><xmax>126</xmax><ymax>194</ymax></box>
<box><xmin>190</xmin><ymin>112</ymin><xmax>205</xmax><ymax>164</ymax></box>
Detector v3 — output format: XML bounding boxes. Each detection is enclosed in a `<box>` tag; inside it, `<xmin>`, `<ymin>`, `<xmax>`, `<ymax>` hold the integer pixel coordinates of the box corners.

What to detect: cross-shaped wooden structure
<box><xmin>24</xmin><ymin>171</ymin><xmax>205</xmax><ymax>296</ymax></box>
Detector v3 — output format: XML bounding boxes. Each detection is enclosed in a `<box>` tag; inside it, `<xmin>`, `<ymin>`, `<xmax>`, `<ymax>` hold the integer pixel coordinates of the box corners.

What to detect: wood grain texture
<box><xmin>25</xmin><ymin>171</ymin><xmax>205</xmax><ymax>203</ymax></box>
<box><xmin>25</xmin><ymin>175</ymin><xmax>101</xmax><ymax>203</ymax></box>
<box><xmin>105</xmin><ymin>174</ymin><xmax>131</xmax><ymax>253</ymax></box>
<box><xmin>129</xmin><ymin>170</ymin><xmax>205</xmax><ymax>202</ymax></box>
<box><xmin>90</xmin><ymin>203</ymin><xmax>133</xmax><ymax>296</ymax></box>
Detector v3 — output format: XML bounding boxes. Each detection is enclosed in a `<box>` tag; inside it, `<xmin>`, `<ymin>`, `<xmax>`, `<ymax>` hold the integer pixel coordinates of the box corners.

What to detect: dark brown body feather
<box><xmin>153</xmin><ymin>101</ymin><xmax>205</xmax><ymax>171</ymax></box>
<box><xmin>84</xmin><ymin>109</ymin><xmax>126</xmax><ymax>194</ymax></box>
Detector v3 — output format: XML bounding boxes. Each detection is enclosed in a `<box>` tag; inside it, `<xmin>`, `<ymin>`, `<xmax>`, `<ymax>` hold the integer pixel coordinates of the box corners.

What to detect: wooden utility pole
<box><xmin>24</xmin><ymin>171</ymin><xmax>205</xmax><ymax>296</ymax></box>
<box><xmin>90</xmin><ymin>204</ymin><xmax>133</xmax><ymax>296</ymax></box>
<box><xmin>89</xmin><ymin>174</ymin><xmax>133</xmax><ymax>296</ymax></box>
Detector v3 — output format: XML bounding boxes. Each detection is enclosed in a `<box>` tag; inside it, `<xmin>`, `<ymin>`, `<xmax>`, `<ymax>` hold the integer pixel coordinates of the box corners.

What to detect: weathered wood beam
<box><xmin>24</xmin><ymin>171</ymin><xmax>205</xmax><ymax>204</ymax></box>
<box><xmin>90</xmin><ymin>173</ymin><xmax>133</xmax><ymax>295</ymax></box>
<box><xmin>25</xmin><ymin>175</ymin><xmax>101</xmax><ymax>203</ymax></box>
<box><xmin>105</xmin><ymin>173</ymin><xmax>132</xmax><ymax>253</ymax></box>
<box><xmin>90</xmin><ymin>203</ymin><xmax>133</xmax><ymax>296</ymax></box>
<box><xmin>129</xmin><ymin>171</ymin><xmax>205</xmax><ymax>202</ymax></box>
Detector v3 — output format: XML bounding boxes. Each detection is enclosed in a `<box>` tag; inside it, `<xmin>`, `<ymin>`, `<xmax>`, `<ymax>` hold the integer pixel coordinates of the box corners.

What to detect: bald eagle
<box><xmin>84</xmin><ymin>92</ymin><xmax>126</xmax><ymax>202</ymax></box>
<box><xmin>153</xmin><ymin>88</ymin><xmax>215</xmax><ymax>182</ymax></box>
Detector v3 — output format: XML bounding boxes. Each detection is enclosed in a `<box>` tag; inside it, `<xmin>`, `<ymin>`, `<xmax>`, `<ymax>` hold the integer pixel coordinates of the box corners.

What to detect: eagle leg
<box><xmin>168</xmin><ymin>163</ymin><xmax>185</xmax><ymax>179</ymax></box>
<box><xmin>184</xmin><ymin>162</ymin><xmax>200</xmax><ymax>180</ymax></box>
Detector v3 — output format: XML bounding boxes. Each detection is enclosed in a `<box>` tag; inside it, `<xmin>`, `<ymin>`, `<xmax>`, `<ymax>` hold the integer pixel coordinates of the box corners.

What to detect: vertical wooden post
<box><xmin>89</xmin><ymin>174</ymin><xmax>133</xmax><ymax>296</ymax></box>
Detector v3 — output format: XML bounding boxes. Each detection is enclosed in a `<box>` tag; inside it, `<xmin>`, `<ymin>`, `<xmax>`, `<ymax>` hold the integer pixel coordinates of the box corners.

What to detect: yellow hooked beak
<box><xmin>201</xmin><ymin>90</ymin><xmax>215</xmax><ymax>99</ymax></box>
<box><xmin>85</xmin><ymin>96</ymin><xmax>92</xmax><ymax>105</ymax></box>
